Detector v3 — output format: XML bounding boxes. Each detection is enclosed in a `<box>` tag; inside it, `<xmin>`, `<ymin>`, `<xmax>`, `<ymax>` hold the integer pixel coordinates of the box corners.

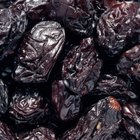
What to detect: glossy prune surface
<box><xmin>116</xmin><ymin>45</ymin><xmax>140</xmax><ymax>83</ymax></box>
<box><xmin>97</xmin><ymin>2</ymin><xmax>140</xmax><ymax>57</ymax></box>
<box><xmin>62</xmin><ymin>37</ymin><xmax>102</xmax><ymax>96</ymax></box>
<box><xmin>18</xmin><ymin>127</ymin><xmax>56</xmax><ymax>140</ymax></box>
<box><xmin>9</xmin><ymin>86</ymin><xmax>49</xmax><ymax>125</ymax></box>
<box><xmin>14</xmin><ymin>21</ymin><xmax>65</xmax><ymax>83</ymax></box>
<box><xmin>62</xmin><ymin>96</ymin><xmax>122</xmax><ymax>140</ymax></box>
<box><xmin>52</xmin><ymin>80</ymin><xmax>81</xmax><ymax>121</ymax></box>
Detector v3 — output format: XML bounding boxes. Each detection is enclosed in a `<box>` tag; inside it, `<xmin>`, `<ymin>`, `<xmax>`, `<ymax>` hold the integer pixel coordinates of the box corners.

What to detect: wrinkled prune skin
<box><xmin>116</xmin><ymin>45</ymin><xmax>140</xmax><ymax>83</ymax></box>
<box><xmin>97</xmin><ymin>2</ymin><xmax>140</xmax><ymax>57</ymax></box>
<box><xmin>0</xmin><ymin>121</ymin><xmax>15</xmax><ymax>140</ymax></box>
<box><xmin>62</xmin><ymin>96</ymin><xmax>122</xmax><ymax>140</ymax></box>
<box><xmin>0</xmin><ymin>7</ymin><xmax>27</xmax><ymax>61</ymax></box>
<box><xmin>122</xmin><ymin>103</ymin><xmax>140</xmax><ymax>139</ymax></box>
<box><xmin>52</xmin><ymin>80</ymin><xmax>81</xmax><ymax>121</ymax></box>
<box><xmin>0</xmin><ymin>79</ymin><xmax>8</xmax><ymax>116</ymax></box>
<box><xmin>9</xmin><ymin>87</ymin><xmax>49</xmax><ymax>125</ymax></box>
<box><xmin>62</xmin><ymin>37</ymin><xmax>102</xmax><ymax>96</ymax></box>
<box><xmin>14</xmin><ymin>21</ymin><xmax>65</xmax><ymax>83</ymax></box>
<box><xmin>11</xmin><ymin>0</ymin><xmax>51</xmax><ymax>20</ymax></box>
<box><xmin>93</xmin><ymin>74</ymin><xmax>137</xmax><ymax>100</ymax></box>
<box><xmin>47</xmin><ymin>0</ymin><xmax>95</xmax><ymax>36</ymax></box>
<box><xmin>18</xmin><ymin>127</ymin><xmax>56</xmax><ymax>140</ymax></box>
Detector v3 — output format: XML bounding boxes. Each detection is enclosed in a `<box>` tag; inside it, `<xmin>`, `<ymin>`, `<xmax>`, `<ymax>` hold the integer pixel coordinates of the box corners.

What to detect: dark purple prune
<box><xmin>62</xmin><ymin>96</ymin><xmax>122</xmax><ymax>140</ymax></box>
<box><xmin>47</xmin><ymin>0</ymin><xmax>95</xmax><ymax>36</ymax></box>
<box><xmin>0</xmin><ymin>7</ymin><xmax>27</xmax><ymax>61</ymax></box>
<box><xmin>93</xmin><ymin>74</ymin><xmax>137</xmax><ymax>100</ymax></box>
<box><xmin>0</xmin><ymin>121</ymin><xmax>15</xmax><ymax>140</ymax></box>
<box><xmin>116</xmin><ymin>45</ymin><xmax>140</xmax><ymax>83</ymax></box>
<box><xmin>97</xmin><ymin>2</ymin><xmax>140</xmax><ymax>57</ymax></box>
<box><xmin>52</xmin><ymin>80</ymin><xmax>81</xmax><ymax>121</ymax></box>
<box><xmin>9</xmin><ymin>87</ymin><xmax>49</xmax><ymax>125</ymax></box>
<box><xmin>122</xmin><ymin>103</ymin><xmax>140</xmax><ymax>139</ymax></box>
<box><xmin>62</xmin><ymin>37</ymin><xmax>102</xmax><ymax>96</ymax></box>
<box><xmin>13</xmin><ymin>21</ymin><xmax>65</xmax><ymax>83</ymax></box>
<box><xmin>11</xmin><ymin>0</ymin><xmax>51</xmax><ymax>20</ymax></box>
<box><xmin>0</xmin><ymin>79</ymin><xmax>8</xmax><ymax>116</ymax></box>
<box><xmin>18</xmin><ymin>127</ymin><xmax>56</xmax><ymax>140</ymax></box>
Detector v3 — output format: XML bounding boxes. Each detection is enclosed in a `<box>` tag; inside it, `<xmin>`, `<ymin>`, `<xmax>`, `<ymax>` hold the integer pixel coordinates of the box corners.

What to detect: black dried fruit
<box><xmin>14</xmin><ymin>21</ymin><xmax>65</xmax><ymax>83</ymax></box>
<box><xmin>97</xmin><ymin>2</ymin><xmax>140</xmax><ymax>57</ymax></box>
<box><xmin>52</xmin><ymin>80</ymin><xmax>81</xmax><ymax>121</ymax></box>
<box><xmin>62</xmin><ymin>37</ymin><xmax>102</xmax><ymax>96</ymax></box>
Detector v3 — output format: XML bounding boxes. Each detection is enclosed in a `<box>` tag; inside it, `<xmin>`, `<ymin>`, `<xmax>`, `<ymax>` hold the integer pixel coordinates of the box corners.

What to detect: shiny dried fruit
<box><xmin>0</xmin><ymin>79</ymin><xmax>8</xmax><ymax>116</ymax></box>
<box><xmin>52</xmin><ymin>80</ymin><xmax>81</xmax><ymax>121</ymax></box>
<box><xmin>62</xmin><ymin>37</ymin><xmax>102</xmax><ymax>96</ymax></box>
<box><xmin>11</xmin><ymin>0</ymin><xmax>51</xmax><ymax>20</ymax></box>
<box><xmin>18</xmin><ymin>127</ymin><xmax>56</xmax><ymax>140</ymax></box>
<box><xmin>116</xmin><ymin>45</ymin><xmax>140</xmax><ymax>82</ymax></box>
<box><xmin>0</xmin><ymin>121</ymin><xmax>15</xmax><ymax>140</ymax></box>
<box><xmin>47</xmin><ymin>0</ymin><xmax>95</xmax><ymax>36</ymax></box>
<box><xmin>93</xmin><ymin>74</ymin><xmax>137</xmax><ymax>100</ymax></box>
<box><xmin>122</xmin><ymin>103</ymin><xmax>140</xmax><ymax>139</ymax></box>
<box><xmin>14</xmin><ymin>21</ymin><xmax>65</xmax><ymax>83</ymax></box>
<box><xmin>9</xmin><ymin>86</ymin><xmax>49</xmax><ymax>125</ymax></box>
<box><xmin>62</xmin><ymin>96</ymin><xmax>122</xmax><ymax>140</ymax></box>
<box><xmin>0</xmin><ymin>7</ymin><xmax>27</xmax><ymax>61</ymax></box>
<box><xmin>97</xmin><ymin>2</ymin><xmax>140</xmax><ymax>57</ymax></box>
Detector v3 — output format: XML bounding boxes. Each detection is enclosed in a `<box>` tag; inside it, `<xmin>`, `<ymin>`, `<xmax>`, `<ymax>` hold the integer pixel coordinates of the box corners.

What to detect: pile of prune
<box><xmin>0</xmin><ymin>0</ymin><xmax>139</xmax><ymax>139</ymax></box>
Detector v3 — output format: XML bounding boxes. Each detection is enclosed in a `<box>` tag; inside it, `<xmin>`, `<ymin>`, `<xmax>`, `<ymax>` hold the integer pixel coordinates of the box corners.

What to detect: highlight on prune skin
<box><xmin>0</xmin><ymin>121</ymin><xmax>15</xmax><ymax>140</ymax></box>
<box><xmin>122</xmin><ymin>103</ymin><xmax>140</xmax><ymax>139</ymax></box>
<box><xmin>116</xmin><ymin>45</ymin><xmax>140</xmax><ymax>82</ymax></box>
<box><xmin>14</xmin><ymin>21</ymin><xmax>65</xmax><ymax>83</ymax></box>
<box><xmin>52</xmin><ymin>80</ymin><xmax>81</xmax><ymax>121</ymax></box>
<box><xmin>0</xmin><ymin>7</ymin><xmax>27</xmax><ymax>61</ymax></box>
<box><xmin>93</xmin><ymin>74</ymin><xmax>137</xmax><ymax>100</ymax></box>
<box><xmin>9</xmin><ymin>87</ymin><xmax>49</xmax><ymax>125</ymax></box>
<box><xmin>18</xmin><ymin>127</ymin><xmax>56</xmax><ymax>140</ymax></box>
<box><xmin>97</xmin><ymin>1</ymin><xmax>140</xmax><ymax>57</ymax></box>
<box><xmin>62</xmin><ymin>96</ymin><xmax>122</xmax><ymax>140</ymax></box>
<box><xmin>62</xmin><ymin>37</ymin><xmax>102</xmax><ymax>96</ymax></box>
<box><xmin>0</xmin><ymin>79</ymin><xmax>8</xmax><ymax>116</ymax></box>
<box><xmin>11</xmin><ymin>0</ymin><xmax>51</xmax><ymax>20</ymax></box>
<box><xmin>47</xmin><ymin>0</ymin><xmax>95</xmax><ymax>36</ymax></box>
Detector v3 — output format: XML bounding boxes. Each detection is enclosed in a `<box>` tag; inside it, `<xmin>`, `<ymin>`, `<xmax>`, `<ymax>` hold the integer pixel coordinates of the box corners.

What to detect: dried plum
<box><xmin>14</xmin><ymin>21</ymin><xmax>65</xmax><ymax>83</ymax></box>
<box><xmin>122</xmin><ymin>103</ymin><xmax>140</xmax><ymax>139</ymax></box>
<box><xmin>52</xmin><ymin>80</ymin><xmax>81</xmax><ymax>121</ymax></box>
<box><xmin>116</xmin><ymin>45</ymin><xmax>140</xmax><ymax>83</ymax></box>
<box><xmin>9</xmin><ymin>86</ymin><xmax>49</xmax><ymax>125</ymax></box>
<box><xmin>97</xmin><ymin>2</ymin><xmax>140</xmax><ymax>57</ymax></box>
<box><xmin>62</xmin><ymin>37</ymin><xmax>102</xmax><ymax>96</ymax></box>
<box><xmin>18</xmin><ymin>127</ymin><xmax>56</xmax><ymax>140</ymax></box>
<box><xmin>62</xmin><ymin>96</ymin><xmax>122</xmax><ymax>140</ymax></box>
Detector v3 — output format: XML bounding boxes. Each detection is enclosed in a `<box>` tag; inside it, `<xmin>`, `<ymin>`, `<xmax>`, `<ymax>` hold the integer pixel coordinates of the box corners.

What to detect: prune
<box><xmin>14</xmin><ymin>21</ymin><xmax>65</xmax><ymax>83</ymax></box>
<box><xmin>116</xmin><ymin>45</ymin><xmax>140</xmax><ymax>82</ymax></box>
<box><xmin>47</xmin><ymin>0</ymin><xmax>95</xmax><ymax>36</ymax></box>
<box><xmin>11</xmin><ymin>0</ymin><xmax>51</xmax><ymax>20</ymax></box>
<box><xmin>93</xmin><ymin>74</ymin><xmax>137</xmax><ymax>100</ymax></box>
<box><xmin>62</xmin><ymin>96</ymin><xmax>122</xmax><ymax>140</ymax></box>
<box><xmin>0</xmin><ymin>79</ymin><xmax>8</xmax><ymax>116</ymax></box>
<box><xmin>18</xmin><ymin>127</ymin><xmax>56</xmax><ymax>140</ymax></box>
<box><xmin>0</xmin><ymin>7</ymin><xmax>27</xmax><ymax>61</ymax></box>
<box><xmin>0</xmin><ymin>121</ymin><xmax>15</xmax><ymax>140</ymax></box>
<box><xmin>62</xmin><ymin>37</ymin><xmax>102</xmax><ymax>96</ymax></box>
<box><xmin>122</xmin><ymin>103</ymin><xmax>140</xmax><ymax>139</ymax></box>
<box><xmin>97</xmin><ymin>2</ymin><xmax>140</xmax><ymax>57</ymax></box>
<box><xmin>9</xmin><ymin>86</ymin><xmax>49</xmax><ymax>125</ymax></box>
<box><xmin>52</xmin><ymin>80</ymin><xmax>81</xmax><ymax>121</ymax></box>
